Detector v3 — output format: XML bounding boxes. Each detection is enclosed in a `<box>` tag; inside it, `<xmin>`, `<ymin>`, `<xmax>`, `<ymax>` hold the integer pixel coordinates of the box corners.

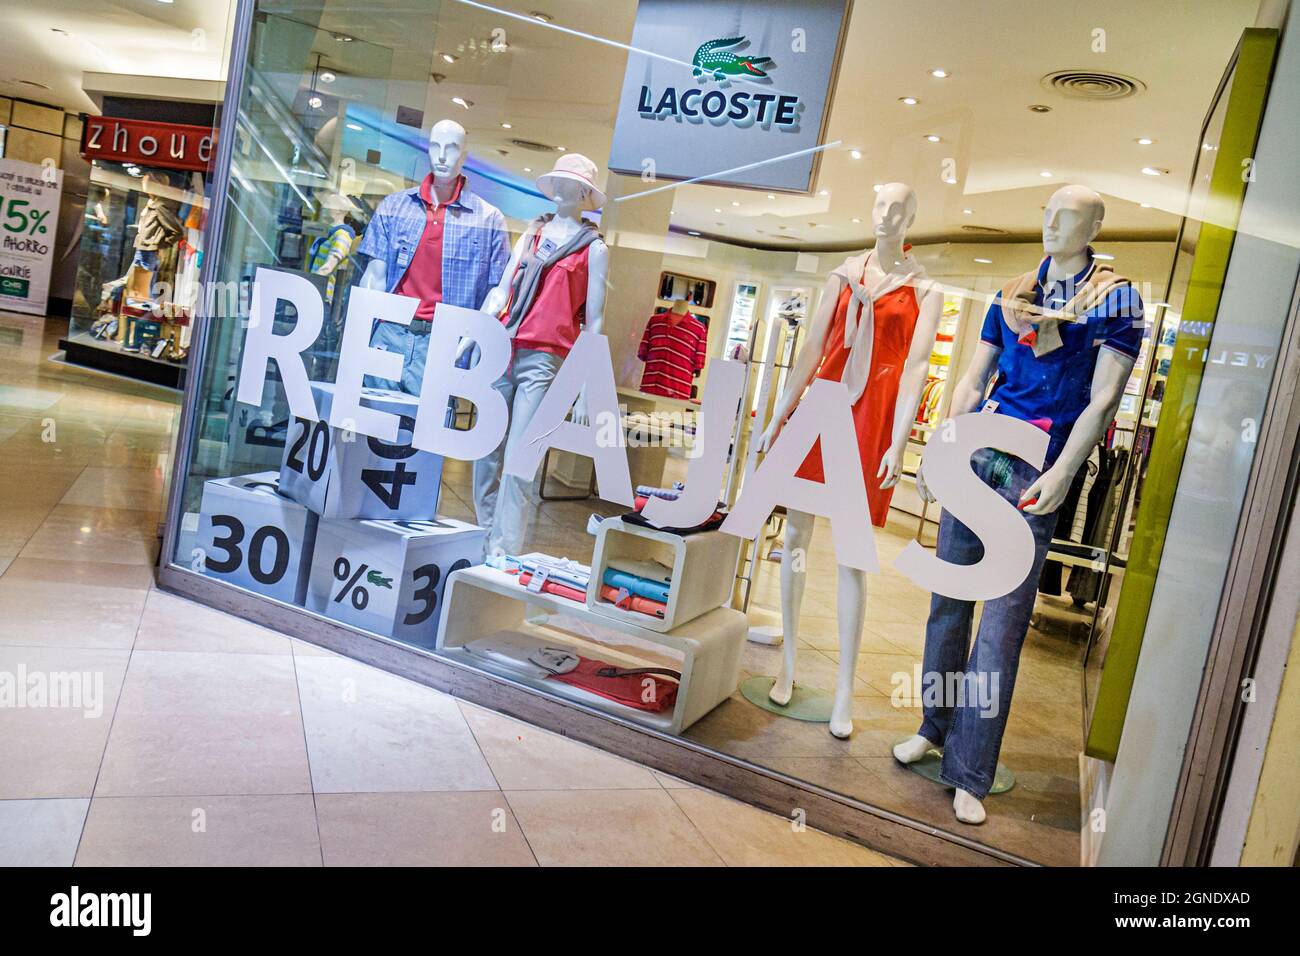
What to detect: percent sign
<box><xmin>333</xmin><ymin>556</ymin><xmax>371</xmax><ymax>610</ymax></box>
<box><xmin>28</xmin><ymin>209</ymin><xmax>50</xmax><ymax>235</ymax></box>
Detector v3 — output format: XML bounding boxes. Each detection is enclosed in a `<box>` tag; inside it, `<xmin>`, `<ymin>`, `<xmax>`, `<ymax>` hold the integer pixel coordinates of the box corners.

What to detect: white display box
<box><xmin>305</xmin><ymin>516</ymin><xmax>485</xmax><ymax>648</ymax></box>
<box><xmin>278</xmin><ymin>382</ymin><xmax>443</xmax><ymax>521</ymax></box>
<box><xmin>194</xmin><ymin>471</ymin><xmax>318</xmax><ymax>605</ymax></box>
<box><xmin>587</xmin><ymin>517</ymin><xmax>741</xmax><ymax>633</ymax></box>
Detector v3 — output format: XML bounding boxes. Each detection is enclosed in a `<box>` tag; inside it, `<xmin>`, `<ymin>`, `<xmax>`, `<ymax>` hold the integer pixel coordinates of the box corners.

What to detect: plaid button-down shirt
<box><xmin>358</xmin><ymin>176</ymin><xmax>510</xmax><ymax>311</ymax></box>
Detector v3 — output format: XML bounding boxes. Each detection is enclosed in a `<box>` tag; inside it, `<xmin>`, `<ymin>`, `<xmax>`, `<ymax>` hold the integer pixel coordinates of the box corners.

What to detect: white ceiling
<box><xmin>0</xmin><ymin>0</ymin><xmax>235</xmax><ymax>114</ymax></box>
<box><xmin>410</xmin><ymin>0</ymin><xmax>1261</xmax><ymax>248</ymax></box>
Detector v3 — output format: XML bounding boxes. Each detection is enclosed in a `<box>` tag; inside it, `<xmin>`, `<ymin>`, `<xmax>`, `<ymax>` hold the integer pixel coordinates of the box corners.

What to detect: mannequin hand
<box><xmin>454</xmin><ymin>338</ymin><xmax>476</xmax><ymax>367</ymax></box>
<box><xmin>757</xmin><ymin>418</ymin><xmax>783</xmax><ymax>454</ymax></box>
<box><xmin>915</xmin><ymin>460</ymin><xmax>937</xmax><ymax>503</ymax></box>
<box><xmin>876</xmin><ymin>448</ymin><xmax>903</xmax><ymax>489</ymax></box>
<box><xmin>1020</xmin><ymin>466</ymin><xmax>1070</xmax><ymax>516</ymax></box>
<box><xmin>572</xmin><ymin>394</ymin><xmax>589</xmax><ymax>427</ymax></box>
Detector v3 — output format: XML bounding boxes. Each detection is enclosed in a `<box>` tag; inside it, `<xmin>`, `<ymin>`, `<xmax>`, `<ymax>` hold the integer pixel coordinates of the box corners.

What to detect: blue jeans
<box><xmin>366</xmin><ymin>321</ymin><xmax>429</xmax><ymax>395</ymax></box>
<box><xmin>917</xmin><ymin>447</ymin><xmax>1059</xmax><ymax>800</ymax></box>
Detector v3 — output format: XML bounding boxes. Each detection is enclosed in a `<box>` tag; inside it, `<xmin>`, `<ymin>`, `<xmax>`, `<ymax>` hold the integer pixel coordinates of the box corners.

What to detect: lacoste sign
<box><xmin>610</xmin><ymin>0</ymin><xmax>850</xmax><ymax>193</ymax></box>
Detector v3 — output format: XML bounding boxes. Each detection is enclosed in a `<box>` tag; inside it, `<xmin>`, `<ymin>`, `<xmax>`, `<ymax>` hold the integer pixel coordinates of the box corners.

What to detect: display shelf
<box><xmin>436</xmin><ymin>564</ymin><xmax>746</xmax><ymax>732</ymax></box>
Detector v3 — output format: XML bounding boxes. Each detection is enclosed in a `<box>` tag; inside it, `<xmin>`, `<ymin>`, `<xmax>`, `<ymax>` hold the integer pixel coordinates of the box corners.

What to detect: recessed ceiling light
<box><xmin>531</xmin><ymin>11</ymin><xmax>553</xmax><ymax>23</ymax></box>
<box><xmin>714</xmin><ymin>208</ymin><xmax>722</xmax><ymax>213</ymax></box>
<box><xmin>1140</xmin><ymin>202</ymin><xmax>1154</xmax><ymax>208</ymax></box>
<box><xmin>850</xmin><ymin>217</ymin><xmax>861</xmax><ymax>223</ymax></box>
<box><xmin>930</xmin><ymin>68</ymin><xmax>948</xmax><ymax>78</ymax></box>
<box><xmin>688</xmin><ymin>230</ymin><xmax>701</xmax><ymax>236</ymax></box>
<box><xmin>1141</xmin><ymin>166</ymin><xmax>1167</xmax><ymax>176</ymax></box>
<box><xmin>1028</xmin><ymin>104</ymin><xmax>1052</xmax><ymax>113</ymax></box>
<box><xmin>320</xmin><ymin>71</ymin><xmax>336</xmax><ymax>83</ymax></box>
<box><xmin>1135</xmin><ymin>137</ymin><xmax>1154</xmax><ymax>145</ymax></box>
<box><xmin>1040</xmin><ymin>170</ymin><xmax>1052</xmax><ymax>178</ymax></box>
<box><xmin>962</xmin><ymin>208</ymin><xmax>973</xmax><ymax>215</ymax></box>
<box><xmin>501</xmin><ymin>122</ymin><xmax>512</xmax><ymax>129</ymax></box>
<box><xmin>974</xmin><ymin>257</ymin><xmax>993</xmax><ymax>264</ymax></box>
<box><xmin>556</xmin><ymin>145</ymin><xmax>566</xmax><ymax>151</ymax></box>
<box><xmin>523</xmin><ymin>167</ymin><xmax>532</xmax><ymax>172</ymax></box>
<box><xmin>346</xmin><ymin>122</ymin><xmax>362</xmax><ymax>131</ymax></box>
<box><xmin>332</xmin><ymin>32</ymin><xmax>354</xmax><ymax>42</ymax></box>
<box><xmin>818</xmin><ymin>188</ymin><xmax>829</xmax><ymax>196</ymax></box>
<box><xmin>442</xmin><ymin>53</ymin><xmax>458</xmax><ymax>64</ymax></box>
<box><xmin>731</xmin><ymin>201</ymin><xmax>740</xmax><ymax>206</ymax></box>
<box><xmin>899</xmin><ymin>96</ymin><xmax>919</xmax><ymax>106</ymax></box>
<box><xmin>925</xmin><ymin>134</ymin><xmax>941</xmax><ymax>142</ymax></box>
<box><xmin>872</xmin><ymin>183</ymin><xmax>883</xmax><ymax>192</ymax></box>
<box><xmin>766</xmin><ymin>193</ymin><xmax>776</xmax><ymax>199</ymax></box>
<box><xmin>849</xmin><ymin>148</ymin><xmax>862</xmax><ymax>159</ymax></box>
<box><xmin>308</xmin><ymin>95</ymin><xmax>323</xmax><ymax>109</ymax></box>
<box><xmin>451</xmin><ymin>96</ymin><xmax>472</xmax><ymax>109</ymax></box>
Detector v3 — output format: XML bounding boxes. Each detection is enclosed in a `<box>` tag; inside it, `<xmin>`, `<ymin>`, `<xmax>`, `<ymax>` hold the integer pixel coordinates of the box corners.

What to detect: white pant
<box><xmin>473</xmin><ymin>348</ymin><xmax>563</xmax><ymax>556</ymax></box>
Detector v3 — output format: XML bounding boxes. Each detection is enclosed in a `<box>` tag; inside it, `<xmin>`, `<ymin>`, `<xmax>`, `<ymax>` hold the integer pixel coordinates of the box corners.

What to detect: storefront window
<box><xmin>165</xmin><ymin>0</ymin><xmax>1294</xmax><ymax>865</ymax></box>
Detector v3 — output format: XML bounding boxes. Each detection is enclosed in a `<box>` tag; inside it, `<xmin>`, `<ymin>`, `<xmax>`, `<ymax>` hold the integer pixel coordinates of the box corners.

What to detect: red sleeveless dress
<box><xmin>794</xmin><ymin>273</ymin><xmax>921</xmax><ymax>527</ymax></box>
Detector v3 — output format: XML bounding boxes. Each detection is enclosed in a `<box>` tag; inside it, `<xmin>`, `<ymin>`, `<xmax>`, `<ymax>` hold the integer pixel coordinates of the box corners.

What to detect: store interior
<box><xmin>173</xmin><ymin>0</ymin><xmax>1272</xmax><ymax>866</ymax></box>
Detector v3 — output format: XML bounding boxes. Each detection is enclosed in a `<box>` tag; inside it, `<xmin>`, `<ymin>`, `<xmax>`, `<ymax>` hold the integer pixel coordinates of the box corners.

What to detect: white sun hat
<box><xmin>536</xmin><ymin>153</ymin><xmax>606</xmax><ymax>211</ymax></box>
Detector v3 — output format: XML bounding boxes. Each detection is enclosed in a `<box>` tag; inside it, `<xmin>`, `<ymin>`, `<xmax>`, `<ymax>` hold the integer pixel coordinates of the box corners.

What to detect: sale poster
<box><xmin>0</xmin><ymin>158</ymin><xmax>64</xmax><ymax>316</ymax></box>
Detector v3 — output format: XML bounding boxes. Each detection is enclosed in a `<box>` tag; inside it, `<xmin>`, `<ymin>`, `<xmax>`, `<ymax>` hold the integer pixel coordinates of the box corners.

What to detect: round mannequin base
<box><xmin>746</xmin><ymin>625</ymin><xmax>784</xmax><ymax>646</ymax></box>
<box><xmin>741</xmin><ymin>676</ymin><xmax>834</xmax><ymax>722</ymax></box>
<box><xmin>892</xmin><ymin>737</ymin><xmax>1015</xmax><ymax>794</ymax></box>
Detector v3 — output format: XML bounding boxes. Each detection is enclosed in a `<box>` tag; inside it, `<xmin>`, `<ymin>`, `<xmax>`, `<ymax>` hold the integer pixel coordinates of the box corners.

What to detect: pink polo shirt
<box><xmin>392</xmin><ymin>174</ymin><xmax>463</xmax><ymax>322</ymax></box>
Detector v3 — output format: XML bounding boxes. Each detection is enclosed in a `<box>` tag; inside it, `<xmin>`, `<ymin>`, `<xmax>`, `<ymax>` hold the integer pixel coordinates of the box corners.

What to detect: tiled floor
<box><xmin>0</xmin><ymin>311</ymin><xmax>901</xmax><ymax>867</ymax></box>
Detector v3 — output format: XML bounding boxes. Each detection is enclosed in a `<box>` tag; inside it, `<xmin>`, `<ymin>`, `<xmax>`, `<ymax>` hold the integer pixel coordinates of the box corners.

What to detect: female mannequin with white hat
<box><xmin>472</xmin><ymin>153</ymin><xmax>610</xmax><ymax>557</ymax></box>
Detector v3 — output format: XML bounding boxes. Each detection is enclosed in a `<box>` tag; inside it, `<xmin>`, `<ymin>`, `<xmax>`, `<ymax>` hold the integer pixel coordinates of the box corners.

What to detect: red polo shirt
<box><xmin>392</xmin><ymin>174</ymin><xmax>464</xmax><ymax>321</ymax></box>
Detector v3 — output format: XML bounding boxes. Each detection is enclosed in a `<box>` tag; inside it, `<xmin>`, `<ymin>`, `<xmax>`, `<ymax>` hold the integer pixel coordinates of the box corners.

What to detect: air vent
<box><xmin>508</xmin><ymin>138</ymin><xmax>557</xmax><ymax>152</ymax></box>
<box><xmin>1042</xmin><ymin>70</ymin><xmax>1145</xmax><ymax>100</ymax></box>
<box><xmin>960</xmin><ymin>224</ymin><xmax>1010</xmax><ymax>236</ymax></box>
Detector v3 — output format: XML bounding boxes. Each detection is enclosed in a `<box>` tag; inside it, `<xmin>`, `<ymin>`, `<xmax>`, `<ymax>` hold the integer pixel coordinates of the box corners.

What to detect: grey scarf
<box><xmin>502</xmin><ymin>214</ymin><xmax>601</xmax><ymax>335</ymax></box>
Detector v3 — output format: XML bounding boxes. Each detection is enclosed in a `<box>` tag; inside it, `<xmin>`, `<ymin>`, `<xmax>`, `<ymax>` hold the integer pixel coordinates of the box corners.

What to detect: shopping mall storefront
<box><xmin>155</xmin><ymin>0</ymin><xmax>1300</xmax><ymax>865</ymax></box>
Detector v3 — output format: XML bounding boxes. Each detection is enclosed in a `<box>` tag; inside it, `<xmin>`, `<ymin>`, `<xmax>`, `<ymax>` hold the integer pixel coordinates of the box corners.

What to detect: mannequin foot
<box><xmin>768</xmin><ymin>674</ymin><xmax>794</xmax><ymax>707</ymax></box>
<box><xmin>953</xmin><ymin>789</ymin><xmax>986</xmax><ymax>825</ymax></box>
<box><xmin>892</xmin><ymin>734</ymin><xmax>938</xmax><ymax>765</ymax></box>
<box><xmin>829</xmin><ymin>697</ymin><xmax>853</xmax><ymax>739</ymax></box>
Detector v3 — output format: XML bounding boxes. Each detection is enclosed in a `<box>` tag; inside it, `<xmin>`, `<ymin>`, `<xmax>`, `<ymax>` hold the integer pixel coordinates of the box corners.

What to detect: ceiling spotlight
<box><xmin>1140</xmin><ymin>202</ymin><xmax>1154</xmax><ymax>208</ymax></box>
<box><xmin>556</xmin><ymin>145</ymin><xmax>566</xmax><ymax>151</ymax></box>
<box><xmin>308</xmin><ymin>95</ymin><xmax>323</xmax><ymax>109</ymax></box>
<box><xmin>501</xmin><ymin>122</ymin><xmax>512</xmax><ymax>129</ymax></box>
<box><xmin>320</xmin><ymin>71</ymin><xmax>336</xmax><ymax>83</ymax></box>
<box><xmin>766</xmin><ymin>193</ymin><xmax>776</xmax><ymax>199</ymax></box>
<box><xmin>849</xmin><ymin>148</ymin><xmax>862</xmax><ymax>159</ymax></box>
<box><xmin>962</xmin><ymin>208</ymin><xmax>973</xmax><ymax>215</ymax></box>
<box><xmin>930</xmin><ymin>68</ymin><xmax>948</xmax><ymax>78</ymax></box>
<box><xmin>531</xmin><ymin>11</ymin><xmax>553</xmax><ymax>22</ymax></box>
<box><xmin>925</xmin><ymin>134</ymin><xmax>941</xmax><ymax>142</ymax></box>
<box><xmin>451</xmin><ymin>96</ymin><xmax>472</xmax><ymax>109</ymax></box>
<box><xmin>523</xmin><ymin>167</ymin><xmax>532</xmax><ymax>172</ymax></box>
<box><xmin>332</xmin><ymin>33</ymin><xmax>354</xmax><ymax>42</ymax></box>
<box><xmin>1028</xmin><ymin>103</ymin><xmax>1052</xmax><ymax>113</ymax></box>
<box><xmin>974</xmin><ymin>257</ymin><xmax>993</xmax><ymax>264</ymax></box>
<box><xmin>1039</xmin><ymin>170</ymin><xmax>1052</xmax><ymax>178</ymax></box>
<box><xmin>872</xmin><ymin>183</ymin><xmax>883</xmax><ymax>192</ymax></box>
<box><xmin>818</xmin><ymin>188</ymin><xmax>829</xmax><ymax>196</ymax></box>
<box><xmin>899</xmin><ymin>96</ymin><xmax>919</xmax><ymax>106</ymax></box>
<box><xmin>731</xmin><ymin>201</ymin><xmax>740</xmax><ymax>206</ymax></box>
<box><xmin>441</xmin><ymin>53</ymin><xmax>457</xmax><ymax>64</ymax></box>
<box><xmin>851</xmin><ymin>217</ymin><xmax>861</xmax><ymax>223</ymax></box>
<box><xmin>1135</xmin><ymin>137</ymin><xmax>1154</xmax><ymax>145</ymax></box>
<box><xmin>1141</xmin><ymin>166</ymin><xmax>1168</xmax><ymax>176</ymax></box>
<box><xmin>714</xmin><ymin>208</ymin><xmax>722</xmax><ymax>213</ymax></box>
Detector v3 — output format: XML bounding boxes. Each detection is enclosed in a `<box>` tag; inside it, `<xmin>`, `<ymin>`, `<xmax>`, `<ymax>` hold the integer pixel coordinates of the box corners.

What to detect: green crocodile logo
<box><xmin>692</xmin><ymin>36</ymin><xmax>773</xmax><ymax>81</ymax></box>
<box><xmin>366</xmin><ymin>570</ymin><xmax>393</xmax><ymax>589</ymax></box>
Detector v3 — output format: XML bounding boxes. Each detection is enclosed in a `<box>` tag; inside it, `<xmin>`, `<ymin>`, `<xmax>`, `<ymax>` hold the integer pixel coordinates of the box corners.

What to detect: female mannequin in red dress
<box><xmin>756</xmin><ymin>183</ymin><xmax>943</xmax><ymax>738</ymax></box>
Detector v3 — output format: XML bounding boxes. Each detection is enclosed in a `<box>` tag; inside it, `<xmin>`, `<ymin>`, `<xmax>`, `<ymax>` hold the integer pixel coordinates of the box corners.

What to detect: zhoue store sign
<box><xmin>80</xmin><ymin>116</ymin><xmax>216</xmax><ymax>174</ymax></box>
<box><xmin>609</xmin><ymin>0</ymin><xmax>851</xmax><ymax>193</ymax></box>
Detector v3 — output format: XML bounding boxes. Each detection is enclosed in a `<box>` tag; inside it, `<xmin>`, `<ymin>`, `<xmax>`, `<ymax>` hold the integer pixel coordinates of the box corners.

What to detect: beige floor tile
<box><xmin>20</xmin><ymin>504</ymin><xmax>160</xmax><ymax>566</ymax></box>
<box><xmin>0</xmin><ymin>799</ymin><xmax>90</xmax><ymax>866</ymax></box>
<box><xmin>60</xmin><ymin>466</ymin><xmax>166</xmax><ymax>511</ymax></box>
<box><xmin>506</xmin><ymin>789</ymin><xmax>723</xmax><ymax>866</ymax></box>
<box><xmin>0</xmin><ymin>558</ymin><xmax>152</xmax><ymax>649</ymax></box>
<box><xmin>316</xmin><ymin>792</ymin><xmax>536</xmax><ymax>866</ymax></box>
<box><xmin>134</xmin><ymin>589</ymin><xmax>292</xmax><ymax>655</ymax></box>
<box><xmin>295</xmin><ymin>656</ymin><xmax>497</xmax><ymax>793</ymax></box>
<box><xmin>459</xmin><ymin>701</ymin><xmax>658</xmax><ymax>790</ymax></box>
<box><xmin>75</xmin><ymin>795</ymin><xmax>320</xmax><ymax>866</ymax></box>
<box><xmin>669</xmin><ymin>787</ymin><xmax>897</xmax><ymax>866</ymax></box>
<box><xmin>0</xmin><ymin>645</ymin><xmax>129</xmax><ymax>798</ymax></box>
<box><xmin>96</xmin><ymin>650</ymin><xmax>312</xmax><ymax>796</ymax></box>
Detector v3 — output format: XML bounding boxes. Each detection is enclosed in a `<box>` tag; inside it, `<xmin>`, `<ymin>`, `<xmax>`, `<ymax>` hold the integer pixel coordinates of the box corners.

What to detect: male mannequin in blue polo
<box><xmin>895</xmin><ymin>184</ymin><xmax>1143</xmax><ymax>826</ymax></box>
<box><xmin>357</xmin><ymin>119</ymin><xmax>510</xmax><ymax>393</ymax></box>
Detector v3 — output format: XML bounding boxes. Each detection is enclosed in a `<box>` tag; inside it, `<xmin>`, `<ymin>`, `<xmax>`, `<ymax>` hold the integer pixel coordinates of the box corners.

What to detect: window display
<box><xmin>160</xmin><ymin>0</ymin><xmax>1296</xmax><ymax>867</ymax></box>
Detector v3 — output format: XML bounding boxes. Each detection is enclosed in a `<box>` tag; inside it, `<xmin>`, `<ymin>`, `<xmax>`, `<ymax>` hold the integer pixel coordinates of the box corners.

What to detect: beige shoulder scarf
<box><xmin>1000</xmin><ymin>257</ymin><xmax>1132</xmax><ymax>357</ymax></box>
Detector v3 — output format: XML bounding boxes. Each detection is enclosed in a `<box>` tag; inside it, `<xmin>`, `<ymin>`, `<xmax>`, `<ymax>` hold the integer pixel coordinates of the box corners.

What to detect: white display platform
<box><xmin>436</xmin><ymin>564</ymin><xmax>745</xmax><ymax>733</ymax></box>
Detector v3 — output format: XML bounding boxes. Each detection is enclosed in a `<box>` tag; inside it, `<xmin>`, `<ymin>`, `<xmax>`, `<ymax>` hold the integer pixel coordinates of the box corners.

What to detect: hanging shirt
<box><xmin>358</xmin><ymin>173</ymin><xmax>509</xmax><ymax>312</ymax></box>
<box><xmin>979</xmin><ymin>251</ymin><xmax>1143</xmax><ymax>466</ymax></box>
<box><xmin>637</xmin><ymin>310</ymin><xmax>709</xmax><ymax>399</ymax></box>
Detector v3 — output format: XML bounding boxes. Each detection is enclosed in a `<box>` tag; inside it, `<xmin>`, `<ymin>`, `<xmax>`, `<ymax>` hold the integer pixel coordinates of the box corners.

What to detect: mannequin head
<box><xmin>427</xmin><ymin>119</ymin><xmax>467</xmax><ymax>183</ymax></box>
<box><xmin>872</xmin><ymin>182</ymin><xmax>917</xmax><ymax>243</ymax></box>
<box><xmin>1043</xmin><ymin>184</ymin><xmax>1104</xmax><ymax>258</ymax></box>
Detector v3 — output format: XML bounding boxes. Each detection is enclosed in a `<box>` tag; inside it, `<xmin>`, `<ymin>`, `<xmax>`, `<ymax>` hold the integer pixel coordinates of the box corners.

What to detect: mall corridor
<box><xmin>0</xmin><ymin>310</ymin><xmax>901</xmax><ymax>867</ymax></box>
